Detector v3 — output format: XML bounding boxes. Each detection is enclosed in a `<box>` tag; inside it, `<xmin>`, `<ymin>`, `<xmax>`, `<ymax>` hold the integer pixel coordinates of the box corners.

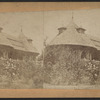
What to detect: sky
<box><xmin>0</xmin><ymin>8</ymin><xmax>100</xmax><ymax>53</ymax></box>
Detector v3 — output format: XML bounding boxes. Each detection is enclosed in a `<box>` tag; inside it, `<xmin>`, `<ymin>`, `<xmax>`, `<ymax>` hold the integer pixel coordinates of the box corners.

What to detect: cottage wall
<box><xmin>0</xmin><ymin>45</ymin><xmax>13</xmax><ymax>59</ymax></box>
<box><xmin>44</xmin><ymin>45</ymin><xmax>96</xmax><ymax>67</ymax></box>
<box><xmin>0</xmin><ymin>45</ymin><xmax>38</xmax><ymax>61</ymax></box>
<box><xmin>92</xmin><ymin>50</ymin><xmax>100</xmax><ymax>61</ymax></box>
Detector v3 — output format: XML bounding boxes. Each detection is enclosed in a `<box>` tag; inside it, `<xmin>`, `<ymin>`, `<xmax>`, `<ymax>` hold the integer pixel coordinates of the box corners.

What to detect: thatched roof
<box><xmin>18</xmin><ymin>33</ymin><xmax>38</xmax><ymax>53</ymax></box>
<box><xmin>49</xmin><ymin>20</ymin><xmax>96</xmax><ymax>49</ymax></box>
<box><xmin>88</xmin><ymin>35</ymin><xmax>100</xmax><ymax>50</ymax></box>
<box><xmin>0</xmin><ymin>32</ymin><xmax>13</xmax><ymax>47</ymax></box>
<box><xmin>0</xmin><ymin>30</ymin><xmax>39</xmax><ymax>54</ymax></box>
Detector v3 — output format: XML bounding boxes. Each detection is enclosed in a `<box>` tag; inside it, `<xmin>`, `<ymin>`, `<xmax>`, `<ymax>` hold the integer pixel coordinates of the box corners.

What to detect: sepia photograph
<box><xmin>0</xmin><ymin>11</ymin><xmax>44</xmax><ymax>89</ymax></box>
<box><xmin>44</xmin><ymin>9</ymin><xmax>100</xmax><ymax>89</ymax></box>
<box><xmin>43</xmin><ymin>9</ymin><xmax>100</xmax><ymax>89</ymax></box>
<box><xmin>0</xmin><ymin>2</ymin><xmax>100</xmax><ymax>97</ymax></box>
<box><xmin>0</xmin><ymin>8</ymin><xmax>100</xmax><ymax>89</ymax></box>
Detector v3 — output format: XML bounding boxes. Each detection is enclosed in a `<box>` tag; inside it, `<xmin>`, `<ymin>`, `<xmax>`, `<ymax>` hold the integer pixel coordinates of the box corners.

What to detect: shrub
<box><xmin>44</xmin><ymin>45</ymin><xmax>100</xmax><ymax>85</ymax></box>
<box><xmin>0</xmin><ymin>59</ymin><xmax>43</xmax><ymax>88</ymax></box>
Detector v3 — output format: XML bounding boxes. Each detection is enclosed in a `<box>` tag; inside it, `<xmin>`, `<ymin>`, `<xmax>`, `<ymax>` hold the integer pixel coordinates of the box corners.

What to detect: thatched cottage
<box><xmin>44</xmin><ymin>19</ymin><xmax>100</xmax><ymax>66</ymax></box>
<box><xmin>0</xmin><ymin>27</ymin><xmax>39</xmax><ymax>60</ymax></box>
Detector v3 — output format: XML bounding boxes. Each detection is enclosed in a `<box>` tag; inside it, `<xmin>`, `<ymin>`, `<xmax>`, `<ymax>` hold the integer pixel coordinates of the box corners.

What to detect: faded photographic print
<box><xmin>0</xmin><ymin>9</ymin><xmax>100</xmax><ymax>89</ymax></box>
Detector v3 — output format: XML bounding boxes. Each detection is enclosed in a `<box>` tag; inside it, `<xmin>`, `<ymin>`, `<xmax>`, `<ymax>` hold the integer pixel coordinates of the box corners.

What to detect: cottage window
<box><xmin>76</xmin><ymin>28</ymin><xmax>86</xmax><ymax>34</ymax></box>
<box><xmin>58</xmin><ymin>27</ymin><xmax>67</xmax><ymax>35</ymax></box>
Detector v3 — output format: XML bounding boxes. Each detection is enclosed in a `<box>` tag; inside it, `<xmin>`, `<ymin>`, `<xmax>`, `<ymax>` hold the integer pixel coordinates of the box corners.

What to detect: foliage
<box><xmin>0</xmin><ymin>58</ymin><xmax>43</xmax><ymax>88</ymax></box>
<box><xmin>44</xmin><ymin>58</ymin><xmax>100</xmax><ymax>85</ymax></box>
<box><xmin>44</xmin><ymin>45</ymin><xmax>100</xmax><ymax>85</ymax></box>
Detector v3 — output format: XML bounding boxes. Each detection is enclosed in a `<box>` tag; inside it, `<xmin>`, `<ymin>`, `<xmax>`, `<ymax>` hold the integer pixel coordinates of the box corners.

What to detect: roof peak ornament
<box><xmin>20</xmin><ymin>25</ymin><xmax>23</xmax><ymax>33</ymax></box>
<box><xmin>72</xmin><ymin>11</ymin><xmax>74</xmax><ymax>21</ymax></box>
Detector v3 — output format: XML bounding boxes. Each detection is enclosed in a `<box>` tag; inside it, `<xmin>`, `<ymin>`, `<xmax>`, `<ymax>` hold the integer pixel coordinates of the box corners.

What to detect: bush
<box><xmin>44</xmin><ymin>45</ymin><xmax>100</xmax><ymax>85</ymax></box>
<box><xmin>0</xmin><ymin>59</ymin><xmax>43</xmax><ymax>88</ymax></box>
<box><xmin>44</xmin><ymin>59</ymin><xmax>100</xmax><ymax>85</ymax></box>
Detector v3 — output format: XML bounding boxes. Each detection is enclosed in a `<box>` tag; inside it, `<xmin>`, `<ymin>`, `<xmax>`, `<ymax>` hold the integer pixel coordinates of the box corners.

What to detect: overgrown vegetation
<box><xmin>0</xmin><ymin>58</ymin><xmax>43</xmax><ymax>89</ymax></box>
<box><xmin>0</xmin><ymin>44</ymin><xmax>100</xmax><ymax>88</ymax></box>
<box><xmin>44</xmin><ymin>45</ymin><xmax>100</xmax><ymax>85</ymax></box>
